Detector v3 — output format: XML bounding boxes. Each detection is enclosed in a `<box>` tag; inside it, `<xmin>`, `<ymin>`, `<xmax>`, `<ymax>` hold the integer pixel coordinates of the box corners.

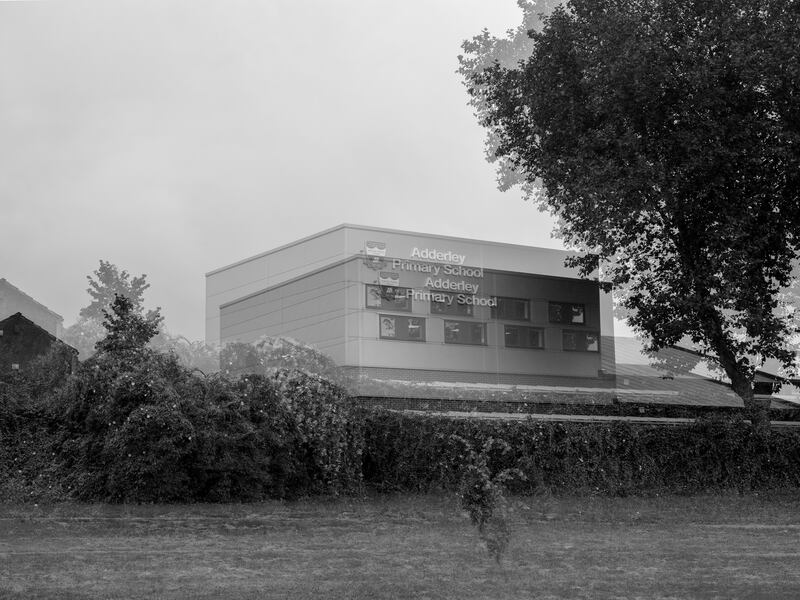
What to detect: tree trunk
<box><xmin>732</xmin><ymin>379</ymin><xmax>771</xmax><ymax>436</ymax></box>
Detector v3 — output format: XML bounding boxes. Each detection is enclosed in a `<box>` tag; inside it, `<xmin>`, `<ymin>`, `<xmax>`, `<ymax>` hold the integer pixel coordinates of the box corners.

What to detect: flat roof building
<box><xmin>206</xmin><ymin>224</ymin><xmax>615</xmax><ymax>392</ymax></box>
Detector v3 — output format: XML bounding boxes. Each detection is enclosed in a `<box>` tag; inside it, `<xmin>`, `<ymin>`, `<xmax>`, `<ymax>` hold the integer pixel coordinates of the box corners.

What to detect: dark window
<box><xmin>562</xmin><ymin>330</ymin><xmax>599</xmax><ymax>352</ymax></box>
<box><xmin>491</xmin><ymin>297</ymin><xmax>530</xmax><ymax>321</ymax></box>
<box><xmin>504</xmin><ymin>325</ymin><xmax>544</xmax><ymax>349</ymax></box>
<box><xmin>366</xmin><ymin>284</ymin><xmax>411</xmax><ymax>312</ymax></box>
<box><xmin>379</xmin><ymin>314</ymin><xmax>425</xmax><ymax>342</ymax></box>
<box><xmin>430</xmin><ymin>293</ymin><xmax>473</xmax><ymax>316</ymax></box>
<box><xmin>444</xmin><ymin>320</ymin><xmax>486</xmax><ymax>345</ymax></box>
<box><xmin>549</xmin><ymin>301</ymin><xmax>585</xmax><ymax>325</ymax></box>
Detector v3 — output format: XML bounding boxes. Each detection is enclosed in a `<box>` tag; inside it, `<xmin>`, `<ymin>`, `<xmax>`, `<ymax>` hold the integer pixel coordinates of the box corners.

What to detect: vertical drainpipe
<box><xmin>598</xmin><ymin>272</ymin><xmax>616</xmax><ymax>383</ymax></box>
<box><xmin>344</xmin><ymin>227</ymin><xmax>359</xmax><ymax>392</ymax></box>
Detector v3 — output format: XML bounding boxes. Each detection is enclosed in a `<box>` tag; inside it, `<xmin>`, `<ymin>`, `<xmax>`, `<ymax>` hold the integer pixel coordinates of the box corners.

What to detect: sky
<box><xmin>1</xmin><ymin>0</ymin><xmax>618</xmax><ymax>341</ymax></box>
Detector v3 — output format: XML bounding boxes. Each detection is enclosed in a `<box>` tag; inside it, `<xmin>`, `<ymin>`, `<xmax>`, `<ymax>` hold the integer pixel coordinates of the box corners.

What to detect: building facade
<box><xmin>207</xmin><ymin>225</ymin><xmax>615</xmax><ymax>391</ymax></box>
<box><xmin>0</xmin><ymin>312</ymin><xmax>77</xmax><ymax>374</ymax></box>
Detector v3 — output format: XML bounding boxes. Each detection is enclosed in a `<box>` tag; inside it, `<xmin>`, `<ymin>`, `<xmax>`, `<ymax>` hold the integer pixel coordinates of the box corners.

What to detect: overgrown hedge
<box><xmin>362</xmin><ymin>410</ymin><xmax>800</xmax><ymax>495</ymax></box>
<box><xmin>5</xmin><ymin>342</ymin><xmax>800</xmax><ymax>503</ymax></box>
<box><xmin>0</xmin><ymin>345</ymin><xmax>364</xmax><ymax>503</ymax></box>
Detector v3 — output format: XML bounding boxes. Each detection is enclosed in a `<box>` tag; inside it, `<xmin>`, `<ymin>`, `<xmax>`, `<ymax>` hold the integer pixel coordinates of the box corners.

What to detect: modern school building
<box><xmin>205</xmin><ymin>224</ymin><xmax>616</xmax><ymax>392</ymax></box>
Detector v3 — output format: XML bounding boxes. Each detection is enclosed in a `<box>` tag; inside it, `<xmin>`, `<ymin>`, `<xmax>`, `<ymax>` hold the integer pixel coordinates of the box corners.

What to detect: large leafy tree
<box><xmin>461</xmin><ymin>0</ymin><xmax>800</xmax><ymax>429</ymax></box>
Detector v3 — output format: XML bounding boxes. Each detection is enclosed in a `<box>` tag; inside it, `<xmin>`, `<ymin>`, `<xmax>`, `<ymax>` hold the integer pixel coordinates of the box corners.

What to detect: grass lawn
<box><xmin>2</xmin><ymin>492</ymin><xmax>800</xmax><ymax>599</ymax></box>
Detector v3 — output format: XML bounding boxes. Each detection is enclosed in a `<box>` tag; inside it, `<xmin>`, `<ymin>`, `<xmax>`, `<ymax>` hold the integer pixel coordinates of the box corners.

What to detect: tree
<box><xmin>63</xmin><ymin>261</ymin><xmax>160</xmax><ymax>360</ymax></box>
<box><xmin>96</xmin><ymin>294</ymin><xmax>163</xmax><ymax>355</ymax></box>
<box><xmin>80</xmin><ymin>260</ymin><xmax>151</xmax><ymax>321</ymax></box>
<box><xmin>458</xmin><ymin>0</ymin><xmax>557</xmax><ymax>197</ymax></box>
<box><xmin>148</xmin><ymin>330</ymin><xmax>220</xmax><ymax>374</ymax></box>
<box><xmin>461</xmin><ymin>0</ymin><xmax>800</xmax><ymax>430</ymax></box>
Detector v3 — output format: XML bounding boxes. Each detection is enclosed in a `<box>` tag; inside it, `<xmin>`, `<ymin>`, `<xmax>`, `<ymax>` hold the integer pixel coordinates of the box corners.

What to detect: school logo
<box><xmin>365</xmin><ymin>241</ymin><xmax>387</xmax><ymax>257</ymax></box>
<box><xmin>363</xmin><ymin>240</ymin><xmax>388</xmax><ymax>270</ymax></box>
<box><xmin>378</xmin><ymin>271</ymin><xmax>400</xmax><ymax>286</ymax></box>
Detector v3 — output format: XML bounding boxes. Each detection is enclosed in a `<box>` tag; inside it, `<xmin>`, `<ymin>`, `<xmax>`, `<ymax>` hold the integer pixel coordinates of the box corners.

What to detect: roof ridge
<box><xmin>0</xmin><ymin>278</ymin><xmax>64</xmax><ymax>321</ymax></box>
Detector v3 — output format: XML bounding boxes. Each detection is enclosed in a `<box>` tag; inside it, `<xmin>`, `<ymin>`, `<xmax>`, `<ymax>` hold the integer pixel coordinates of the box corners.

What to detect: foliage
<box><xmin>148</xmin><ymin>330</ymin><xmax>220</xmax><ymax>374</ymax></box>
<box><xmin>80</xmin><ymin>260</ymin><xmax>152</xmax><ymax>321</ymax></box>
<box><xmin>458</xmin><ymin>0</ymin><xmax>556</xmax><ymax>198</ymax></box>
<box><xmin>0</xmin><ymin>342</ymin><xmax>76</xmax><ymax>502</ymax></box>
<box><xmin>95</xmin><ymin>294</ymin><xmax>163</xmax><ymax>355</ymax></box>
<box><xmin>221</xmin><ymin>336</ymin><xmax>354</xmax><ymax>390</ymax></box>
<box><xmin>362</xmin><ymin>410</ymin><xmax>800</xmax><ymax>495</ymax></box>
<box><xmin>2</xmin><ymin>334</ymin><xmax>363</xmax><ymax>502</ymax></box>
<box><xmin>273</xmin><ymin>369</ymin><xmax>364</xmax><ymax>496</ymax></box>
<box><xmin>460</xmin><ymin>0</ymin><xmax>800</xmax><ymax>430</ymax></box>
<box><xmin>64</xmin><ymin>261</ymin><xmax>161</xmax><ymax>360</ymax></box>
<box><xmin>449</xmin><ymin>435</ymin><xmax>525</xmax><ymax>563</ymax></box>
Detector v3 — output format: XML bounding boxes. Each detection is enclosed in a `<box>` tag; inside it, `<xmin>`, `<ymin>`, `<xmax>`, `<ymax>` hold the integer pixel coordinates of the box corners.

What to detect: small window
<box><xmin>11</xmin><ymin>363</ymin><xmax>19</xmax><ymax>370</ymax></box>
<box><xmin>379</xmin><ymin>314</ymin><xmax>426</xmax><ymax>342</ymax></box>
<box><xmin>549</xmin><ymin>301</ymin><xmax>585</xmax><ymax>325</ymax></box>
<box><xmin>504</xmin><ymin>325</ymin><xmax>544</xmax><ymax>349</ymax></box>
<box><xmin>430</xmin><ymin>293</ymin><xmax>473</xmax><ymax>316</ymax></box>
<box><xmin>562</xmin><ymin>330</ymin><xmax>599</xmax><ymax>352</ymax></box>
<box><xmin>444</xmin><ymin>320</ymin><xmax>486</xmax><ymax>345</ymax></box>
<box><xmin>366</xmin><ymin>285</ymin><xmax>411</xmax><ymax>312</ymax></box>
<box><xmin>491</xmin><ymin>297</ymin><xmax>530</xmax><ymax>321</ymax></box>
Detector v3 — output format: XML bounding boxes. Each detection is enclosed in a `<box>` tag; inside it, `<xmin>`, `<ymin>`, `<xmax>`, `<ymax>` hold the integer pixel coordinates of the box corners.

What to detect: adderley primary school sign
<box><xmin>384</xmin><ymin>246</ymin><xmax>498</xmax><ymax>307</ymax></box>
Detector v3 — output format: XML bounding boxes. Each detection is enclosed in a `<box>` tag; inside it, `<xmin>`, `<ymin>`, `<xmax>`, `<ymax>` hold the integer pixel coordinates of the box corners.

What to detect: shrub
<box><xmin>361</xmin><ymin>409</ymin><xmax>800</xmax><ymax>495</ymax></box>
<box><xmin>186</xmin><ymin>374</ymin><xmax>294</xmax><ymax>502</ymax></box>
<box><xmin>48</xmin><ymin>345</ymin><xmax>364</xmax><ymax>501</ymax></box>
<box><xmin>449</xmin><ymin>435</ymin><xmax>525</xmax><ymax>563</ymax></box>
<box><xmin>221</xmin><ymin>336</ymin><xmax>354</xmax><ymax>390</ymax></box>
<box><xmin>274</xmin><ymin>369</ymin><xmax>364</xmax><ymax>496</ymax></box>
<box><xmin>55</xmin><ymin>349</ymin><xmax>195</xmax><ymax>499</ymax></box>
<box><xmin>103</xmin><ymin>403</ymin><xmax>196</xmax><ymax>502</ymax></box>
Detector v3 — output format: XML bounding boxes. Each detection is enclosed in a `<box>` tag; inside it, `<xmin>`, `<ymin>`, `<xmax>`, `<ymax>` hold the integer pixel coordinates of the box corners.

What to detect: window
<box><xmin>430</xmin><ymin>293</ymin><xmax>473</xmax><ymax>316</ymax></box>
<box><xmin>379</xmin><ymin>314</ymin><xmax>425</xmax><ymax>342</ymax></box>
<box><xmin>549</xmin><ymin>301</ymin><xmax>585</xmax><ymax>325</ymax></box>
<box><xmin>562</xmin><ymin>330</ymin><xmax>599</xmax><ymax>352</ymax></box>
<box><xmin>491</xmin><ymin>297</ymin><xmax>530</xmax><ymax>321</ymax></box>
<box><xmin>504</xmin><ymin>325</ymin><xmax>544</xmax><ymax>349</ymax></box>
<box><xmin>444</xmin><ymin>320</ymin><xmax>486</xmax><ymax>345</ymax></box>
<box><xmin>366</xmin><ymin>284</ymin><xmax>411</xmax><ymax>312</ymax></box>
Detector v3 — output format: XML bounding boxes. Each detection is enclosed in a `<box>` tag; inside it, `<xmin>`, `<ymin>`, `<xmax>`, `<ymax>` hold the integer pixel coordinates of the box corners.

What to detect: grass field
<box><xmin>2</xmin><ymin>492</ymin><xmax>800</xmax><ymax>599</ymax></box>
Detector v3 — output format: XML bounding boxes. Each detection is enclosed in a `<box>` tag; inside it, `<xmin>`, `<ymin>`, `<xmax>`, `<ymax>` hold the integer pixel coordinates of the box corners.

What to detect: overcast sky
<box><xmin>0</xmin><ymin>0</ymin><xmax>590</xmax><ymax>341</ymax></box>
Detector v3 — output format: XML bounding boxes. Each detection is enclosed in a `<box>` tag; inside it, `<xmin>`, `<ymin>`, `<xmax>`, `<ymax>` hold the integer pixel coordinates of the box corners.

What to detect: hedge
<box><xmin>362</xmin><ymin>410</ymin><xmax>800</xmax><ymax>495</ymax></box>
<box><xmin>0</xmin><ymin>347</ymin><xmax>364</xmax><ymax>503</ymax></box>
<box><xmin>5</xmin><ymin>342</ymin><xmax>800</xmax><ymax>502</ymax></box>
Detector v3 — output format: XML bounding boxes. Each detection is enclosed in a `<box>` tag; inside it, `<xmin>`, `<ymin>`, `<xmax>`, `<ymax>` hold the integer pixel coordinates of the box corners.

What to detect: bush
<box><xmin>42</xmin><ymin>345</ymin><xmax>364</xmax><ymax>502</ymax></box>
<box><xmin>0</xmin><ymin>344</ymin><xmax>76</xmax><ymax>502</ymax></box>
<box><xmin>273</xmin><ymin>369</ymin><xmax>364</xmax><ymax>496</ymax></box>
<box><xmin>362</xmin><ymin>410</ymin><xmax>800</xmax><ymax>495</ymax></box>
<box><xmin>221</xmin><ymin>336</ymin><xmax>354</xmax><ymax>390</ymax></box>
<box><xmin>103</xmin><ymin>403</ymin><xmax>196</xmax><ymax>502</ymax></box>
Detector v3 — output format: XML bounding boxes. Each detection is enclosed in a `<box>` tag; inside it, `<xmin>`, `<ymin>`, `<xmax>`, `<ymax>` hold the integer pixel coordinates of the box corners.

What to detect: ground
<box><xmin>2</xmin><ymin>492</ymin><xmax>800</xmax><ymax>599</ymax></box>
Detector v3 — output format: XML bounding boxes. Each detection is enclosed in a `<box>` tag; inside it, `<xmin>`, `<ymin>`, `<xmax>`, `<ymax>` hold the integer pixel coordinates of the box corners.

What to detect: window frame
<box><xmin>365</xmin><ymin>284</ymin><xmax>412</xmax><ymax>313</ymax></box>
<box><xmin>443</xmin><ymin>319</ymin><xmax>487</xmax><ymax>346</ymax></box>
<box><xmin>491</xmin><ymin>296</ymin><xmax>531</xmax><ymax>321</ymax></box>
<box><xmin>378</xmin><ymin>314</ymin><xmax>426</xmax><ymax>342</ymax></box>
<box><xmin>548</xmin><ymin>301</ymin><xmax>586</xmax><ymax>325</ymax></box>
<box><xmin>561</xmin><ymin>329</ymin><xmax>600</xmax><ymax>352</ymax></box>
<box><xmin>503</xmin><ymin>324</ymin><xmax>545</xmax><ymax>349</ymax></box>
<box><xmin>430</xmin><ymin>292</ymin><xmax>474</xmax><ymax>317</ymax></box>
